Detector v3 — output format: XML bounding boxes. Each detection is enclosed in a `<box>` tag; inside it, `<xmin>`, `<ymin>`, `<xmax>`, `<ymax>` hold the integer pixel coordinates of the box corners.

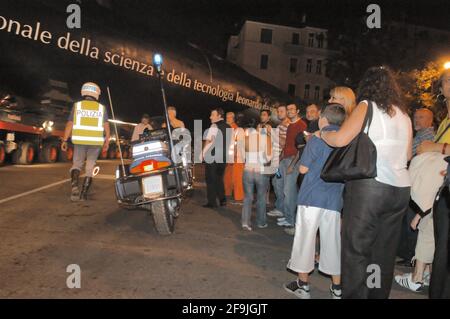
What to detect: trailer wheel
<box><xmin>116</xmin><ymin>148</ymin><xmax>129</xmax><ymax>159</ymax></box>
<box><xmin>0</xmin><ymin>142</ymin><xmax>6</xmax><ymax>166</ymax></box>
<box><xmin>150</xmin><ymin>200</ymin><xmax>176</xmax><ymax>236</ymax></box>
<box><xmin>100</xmin><ymin>148</ymin><xmax>108</xmax><ymax>160</ymax></box>
<box><xmin>108</xmin><ymin>147</ymin><xmax>116</xmax><ymax>160</ymax></box>
<box><xmin>39</xmin><ymin>143</ymin><xmax>58</xmax><ymax>163</ymax></box>
<box><xmin>58</xmin><ymin>145</ymin><xmax>73</xmax><ymax>162</ymax></box>
<box><xmin>12</xmin><ymin>142</ymin><xmax>35</xmax><ymax>165</ymax></box>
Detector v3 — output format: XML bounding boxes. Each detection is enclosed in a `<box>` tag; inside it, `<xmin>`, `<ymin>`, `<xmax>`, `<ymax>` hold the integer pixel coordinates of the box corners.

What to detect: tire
<box><xmin>99</xmin><ymin>148</ymin><xmax>108</xmax><ymax>160</ymax></box>
<box><xmin>11</xmin><ymin>142</ymin><xmax>35</xmax><ymax>165</ymax></box>
<box><xmin>0</xmin><ymin>142</ymin><xmax>6</xmax><ymax>166</ymax></box>
<box><xmin>58</xmin><ymin>145</ymin><xmax>74</xmax><ymax>162</ymax></box>
<box><xmin>150</xmin><ymin>200</ymin><xmax>175</xmax><ymax>236</ymax></box>
<box><xmin>108</xmin><ymin>147</ymin><xmax>116</xmax><ymax>160</ymax></box>
<box><xmin>122</xmin><ymin>150</ymin><xmax>129</xmax><ymax>159</ymax></box>
<box><xmin>39</xmin><ymin>143</ymin><xmax>58</xmax><ymax>163</ymax></box>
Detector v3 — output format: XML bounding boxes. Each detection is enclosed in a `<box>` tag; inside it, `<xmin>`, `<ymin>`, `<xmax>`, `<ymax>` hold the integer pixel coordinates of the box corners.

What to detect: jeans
<box><xmin>272</xmin><ymin>173</ymin><xmax>284</xmax><ymax>212</ymax></box>
<box><xmin>279</xmin><ymin>157</ymin><xmax>300</xmax><ymax>225</ymax></box>
<box><xmin>342</xmin><ymin>179</ymin><xmax>410</xmax><ymax>299</ymax></box>
<box><xmin>71</xmin><ymin>144</ymin><xmax>101</xmax><ymax>177</ymax></box>
<box><xmin>242</xmin><ymin>169</ymin><xmax>270</xmax><ymax>227</ymax></box>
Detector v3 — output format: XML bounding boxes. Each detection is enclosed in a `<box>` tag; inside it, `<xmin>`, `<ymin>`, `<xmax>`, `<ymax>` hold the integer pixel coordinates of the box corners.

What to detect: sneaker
<box><xmin>395</xmin><ymin>273</ymin><xmax>424</xmax><ymax>292</ymax></box>
<box><xmin>277</xmin><ymin>220</ymin><xmax>293</xmax><ymax>227</ymax></box>
<box><xmin>277</xmin><ymin>217</ymin><xmax>286</xmax><ymax>222</ymax></box>
<box><xmin>242</xmin><ymin>225</ymin><xmax>253</xmax><ymax>232</ymax></box>
<box><xmin>284</xmin><ymin>280</ymin><xmax>311</xmax><ymax>299</ymax></box>
<box><xmin>267</xmin><ymin>209</ymin><xmax>284</xmax><ymax>217</ymax></box>
<box><xmin>284</xmin><ymin>227</ymin><xmax>295</xmax><ymax>236</ymax></box>
<box><xmin>330</xmin><ymin>285</ymin><xmax>342</xmax><ymax>299</ymax></box>
<box><xmin>257</xmin><ymin>224</ymin><xmax>268</xmax><ymax>229</ymax></box>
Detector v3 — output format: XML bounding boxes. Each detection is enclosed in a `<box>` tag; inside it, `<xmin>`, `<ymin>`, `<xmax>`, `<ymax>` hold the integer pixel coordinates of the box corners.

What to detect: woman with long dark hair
<box><xmin>321</xmin><ymin>66</ymin><xmax>413</xmax><ymax>298</ymax></box>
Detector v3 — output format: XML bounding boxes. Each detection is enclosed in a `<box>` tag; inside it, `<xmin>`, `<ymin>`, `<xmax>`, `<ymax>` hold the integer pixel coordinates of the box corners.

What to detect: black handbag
<box><xmin>320</xmin><ymin>101</ymin><xmax>377</xmax><ymax>182</ymax></box>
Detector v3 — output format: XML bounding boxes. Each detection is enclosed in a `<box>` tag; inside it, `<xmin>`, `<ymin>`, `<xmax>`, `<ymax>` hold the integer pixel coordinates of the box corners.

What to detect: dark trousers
<box><xmin>342</xmin><ymin>179</ymin><xmax>410</xmax><ymax>299</ymax></box>
<box><xmin>205</xmin><ymin>162</ymin><xmax>226</xmax><ymax>206</ymax></box>
<box><xmin>396</xmin><ymin>206</ymin><xmax>419</xmax><ymax>261</ymax></box>
<box><xmin>430</xmin><ymin>186</ymin><xmax>450</xmax><ymax>299</ymax></box>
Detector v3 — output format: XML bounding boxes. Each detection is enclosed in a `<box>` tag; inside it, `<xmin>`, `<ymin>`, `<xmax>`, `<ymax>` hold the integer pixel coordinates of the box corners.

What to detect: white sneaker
<box><xmin>267</xmin><ymin>209</ymin><xmax>284</xmax><ymax>217</ymax></box>
<box><xmin>395</xmin><ymin>273</ymin><xmax>424</xmax><ymax>292</ymax></box>
<box><xmin>277</xmin><ymin>220</ymin><xmax>293</xmax><ymax>227</ymax></box>
<box><xmin>257</xmin><ymin>224</ymin><xmax>268</xmax><ymax>229</ymax></box>
<box><xmin>242</xmin><ymin>225</ymin><xmax>253</xmax><ymax>232</ymax></box>
<box><xmin>330</xmin><ymin>285</ymin><xmax>342</xmax><ymax>299</ymax></box>
<box><xmin>284</xmin><ymin>280</ymin><xmax>311</xmax><ymax>299</ymax></box>
<box><xmin>277</xmin><ymin>217</ymin><xmax>286</xmax><ymax>222</ymax></box>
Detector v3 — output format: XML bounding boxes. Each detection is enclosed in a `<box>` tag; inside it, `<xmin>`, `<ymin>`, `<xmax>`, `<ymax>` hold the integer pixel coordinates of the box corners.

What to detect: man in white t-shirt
<box><xmin>201</xmin><ymin>108</ymin><xmax>231</xmax><ymax>208</ymax></box>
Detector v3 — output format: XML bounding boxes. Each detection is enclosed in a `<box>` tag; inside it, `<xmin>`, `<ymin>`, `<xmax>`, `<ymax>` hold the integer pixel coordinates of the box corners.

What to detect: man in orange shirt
<box><xmin>224</xmin><ymin>112</ymin><xmax>245</xmax><ymax>203</ymax></box>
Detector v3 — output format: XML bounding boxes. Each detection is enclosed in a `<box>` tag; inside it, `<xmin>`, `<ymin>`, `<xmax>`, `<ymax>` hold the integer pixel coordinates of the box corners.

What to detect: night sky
<box><xmin>1</xmin><ymin>0</ymin><xmax>449</xmax><ymax>129</ymax></box>
<box><xmin>109</xmin><ymin>0</ymin><xmax>450</xmax><ymax>56</ymax></box>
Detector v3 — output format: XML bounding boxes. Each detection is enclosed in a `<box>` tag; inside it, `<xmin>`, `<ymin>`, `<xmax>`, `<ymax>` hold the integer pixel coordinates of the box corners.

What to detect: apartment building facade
<box><xmin>227</xmin><ymin>20</ymin><xmax>334</xmax><ymax>104</ymax></box>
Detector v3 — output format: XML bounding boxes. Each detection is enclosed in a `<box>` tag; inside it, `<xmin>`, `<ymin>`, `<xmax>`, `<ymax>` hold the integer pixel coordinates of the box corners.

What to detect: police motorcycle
<box><xmin>113</xmin><ymin>54</ymin><xmax>193</xmax><ymax>235</ymax></box>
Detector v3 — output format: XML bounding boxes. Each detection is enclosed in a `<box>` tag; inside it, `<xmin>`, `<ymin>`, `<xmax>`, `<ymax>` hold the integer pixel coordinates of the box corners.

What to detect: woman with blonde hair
<box><xmin>328</xmin><ymin>86</ymin><xmax>357</xmax><ymax>115</ymax></box>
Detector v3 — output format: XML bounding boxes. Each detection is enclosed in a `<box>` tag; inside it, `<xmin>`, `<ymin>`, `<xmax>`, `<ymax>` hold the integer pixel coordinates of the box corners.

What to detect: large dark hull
<box><xmin>0</xmin><ymin>0</ymin><xmax>291</xmax><ymax>129</ymax></box>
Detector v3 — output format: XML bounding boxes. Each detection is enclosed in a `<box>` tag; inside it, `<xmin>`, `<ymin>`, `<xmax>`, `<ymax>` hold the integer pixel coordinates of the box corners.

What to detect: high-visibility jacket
<box><xmin>71</xmin><ymin>100</ymin><xmax>105</xmax><ymax>146</ymax></box>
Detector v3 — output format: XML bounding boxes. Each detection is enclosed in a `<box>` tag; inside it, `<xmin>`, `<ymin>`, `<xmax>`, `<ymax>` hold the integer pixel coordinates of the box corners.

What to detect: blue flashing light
<box><xmin>153</xmin><ymin>54</ymin><xmax>163</xmax><ymax>69</ymax></box>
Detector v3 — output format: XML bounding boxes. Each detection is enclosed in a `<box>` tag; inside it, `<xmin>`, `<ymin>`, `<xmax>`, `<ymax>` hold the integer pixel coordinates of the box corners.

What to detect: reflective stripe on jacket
<box><xmin>72</xmin><ymin>100</ymin><xmax>105</xmax><ymax>146</ymax></box>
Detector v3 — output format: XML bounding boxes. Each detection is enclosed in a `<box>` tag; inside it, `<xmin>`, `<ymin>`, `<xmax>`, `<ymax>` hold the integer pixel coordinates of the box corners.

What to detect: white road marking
<box><xmin>0</xmin><ymin>179</ymin><xmax>71</xmax><ymax>205</ymax></box>
<box><xmin>0</xmin><ymin>174</ymin><xmax>115</xmax><ymax>204</ymax></box>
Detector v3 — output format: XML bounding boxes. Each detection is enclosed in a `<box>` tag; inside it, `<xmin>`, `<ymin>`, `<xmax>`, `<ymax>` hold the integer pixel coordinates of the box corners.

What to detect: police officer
<box><xmin>61</xmin><ymin>82</ymin><xmax>111</xmax><ymax>201</ymax></box>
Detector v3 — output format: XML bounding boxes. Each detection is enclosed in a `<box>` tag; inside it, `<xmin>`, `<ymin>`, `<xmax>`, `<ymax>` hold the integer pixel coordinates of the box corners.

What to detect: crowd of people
<box><xmin>199</xmin><ymin>66</ymin><xmax>450</xmax><ymax>299</ymax></box>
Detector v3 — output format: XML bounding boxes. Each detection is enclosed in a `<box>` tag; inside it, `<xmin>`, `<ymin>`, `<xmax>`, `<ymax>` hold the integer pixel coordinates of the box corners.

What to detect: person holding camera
<box><xmin>131</xmin><ymin>114</ymin><xmax>153</xmax><ymax>142</ymax></box>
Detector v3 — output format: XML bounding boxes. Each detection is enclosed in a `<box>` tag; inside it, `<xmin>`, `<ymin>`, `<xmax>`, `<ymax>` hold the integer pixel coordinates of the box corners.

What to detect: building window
<box><xmin>308</xmin><ymin>33</ymin><xmax>314</xmax><ymax>47</ymax></box>
<box><xmin>289</xmin><ymin>58</ymin><xmax>298</xmax><ymax>73</ymax></box>
<box><xmin>260</xmin><ymin>54</ymin><xmax>269</xmax><ymax>70</ymax></box>
<box><xmin>304</xmin><ymin>84</ymin><xmax>310</xmax><ymax>99</ymax></box>
<box><xmin>288</xmin><ymin>84</ymin><xmax>296</xmax><ymax>96</ymax></box>
<box><xmin>260</xmin><ymin>28</ymin><xmax>273</xmax><ymax>44</ymax></box>
<box><xmin>316</xmin><ymin>60</ymin><xmax>322</xmax><ymax>74</ymax></box>
<box><xmin>306</xmin><ymin>59</ymin><xmax>312</xmax><ymax>73</ymax></box>
<box><xmin>314</xmin><ymin>86</ymin><xmax>320</xmax><ymax>100</ymax></box>
<box><xmin>292</xmin><ymin>33</ymin><xmax>300</xmax><ymax>45</ymax></box>
<box><xmin>317</xmin><ymin>36</ymin><xmax>324</xmax><ymax>48</ymax></box>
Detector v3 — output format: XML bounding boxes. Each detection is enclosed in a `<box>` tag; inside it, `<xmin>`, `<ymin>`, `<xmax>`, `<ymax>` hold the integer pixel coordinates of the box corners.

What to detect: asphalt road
<box><xmin>0</xmin><ymin>161</ymin><xmax>428</xmax><ymax>299</ymax></box>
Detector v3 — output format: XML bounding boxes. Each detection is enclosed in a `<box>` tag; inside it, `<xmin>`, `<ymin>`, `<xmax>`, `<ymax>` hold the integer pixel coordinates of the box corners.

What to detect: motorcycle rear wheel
<box><xmin>150</xmin><ymin>200</ymin><xmax>175</xmax><ymax>236</ymax></box>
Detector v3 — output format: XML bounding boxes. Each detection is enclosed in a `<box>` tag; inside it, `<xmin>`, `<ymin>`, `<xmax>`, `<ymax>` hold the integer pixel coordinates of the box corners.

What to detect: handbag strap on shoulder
<box><xmin>360</xmin><ymin>100</ymin><xmax>374</xmax><ymax>133</ymax></box>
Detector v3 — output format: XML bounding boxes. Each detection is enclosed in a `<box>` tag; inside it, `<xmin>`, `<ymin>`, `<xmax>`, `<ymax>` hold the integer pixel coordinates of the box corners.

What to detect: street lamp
<box><xmin>444</xmin><ymin>61</ymin><xmax>450</xmax><ymax>70</ymax></box>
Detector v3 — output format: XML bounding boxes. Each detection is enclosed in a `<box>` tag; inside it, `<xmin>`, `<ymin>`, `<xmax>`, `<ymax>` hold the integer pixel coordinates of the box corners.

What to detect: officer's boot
<box><xmin>70</xmin><ymin>169</ymin><xmax>81</xmax><ymax>202</ymax></box>
<box><xmin>79</xmin><ymin>177</ymin><xmax>93</xmax><ymax>201</ymax></box>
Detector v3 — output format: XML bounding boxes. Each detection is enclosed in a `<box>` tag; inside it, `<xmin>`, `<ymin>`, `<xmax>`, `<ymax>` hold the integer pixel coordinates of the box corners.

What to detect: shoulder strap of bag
<box><xmin>360</xmin><ymin>100</ymin><xmax>374</xmax><ymax>134</ymax></box>
<box><xmin>435</xmin><ymin>122</ymin><xmax>450</xmax><ymax>143</ymax></box>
